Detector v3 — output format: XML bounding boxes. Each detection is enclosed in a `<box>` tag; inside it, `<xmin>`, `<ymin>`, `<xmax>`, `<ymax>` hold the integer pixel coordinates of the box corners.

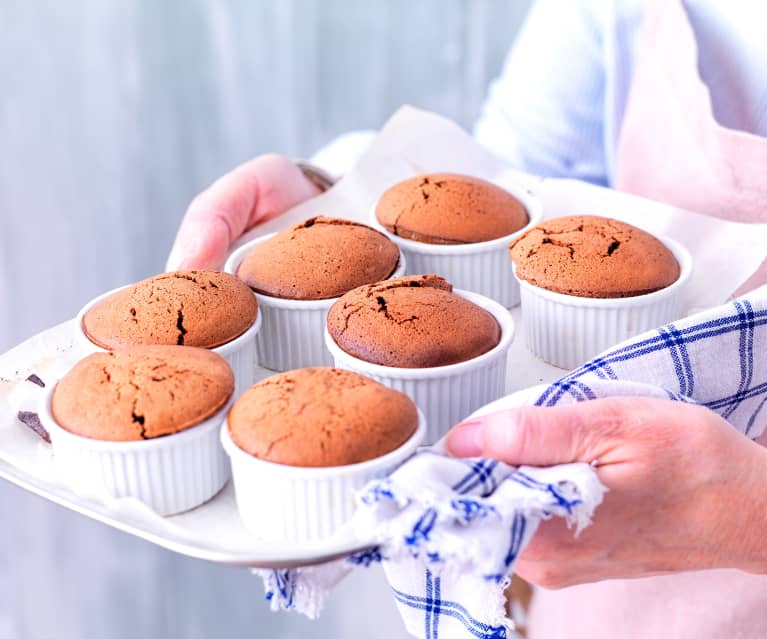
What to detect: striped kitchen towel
<box><xmin>258</xmin><ymin>284</ymin><xmax>767</xmax><ymax>639</ymax></box>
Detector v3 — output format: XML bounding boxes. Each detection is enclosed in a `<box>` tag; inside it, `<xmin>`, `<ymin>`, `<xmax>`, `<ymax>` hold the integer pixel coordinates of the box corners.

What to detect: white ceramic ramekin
<box><xmin>370</xmin><ymin>182</ymin><xmax>543</xmax><ymax>308</ymax></box>
<box><xmin>324</xmin><ymin>289</ymin><xmax>514</xmax><ymax>444</ymax></box>
<box><xmin>515</xmin><ymin>236</ymin><xmax>693</xmax><ymax>370</ymax></box>
<box><xmin>221</xmin><ymin>410</ymin><xmax>426</xmax><ymax>542</ymax></box>
<box><xmin>39</xmin><ymin>386</ymin><xmax>232</xmax><ymax>516</ymax></box>
<box><xmin>73</xmin><ymin>287</ymin><xmax>262</xmax><ymax>398</ymax></box>
<box><xmin>224</xmin><ymin>233</ymin><xmax>406</xmax><ymax>372</ymax></box>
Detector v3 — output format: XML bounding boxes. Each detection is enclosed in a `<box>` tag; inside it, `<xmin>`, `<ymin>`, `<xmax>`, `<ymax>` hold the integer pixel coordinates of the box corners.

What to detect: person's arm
<box><xmin>474</xmin><ymin>0</ymin><xmax>609</xmax><ymax>185</ymax></box>
<box><xmin>447</xmin><ymin>398</ymin><xmax>767</xmax><ymax>587</ymax></box>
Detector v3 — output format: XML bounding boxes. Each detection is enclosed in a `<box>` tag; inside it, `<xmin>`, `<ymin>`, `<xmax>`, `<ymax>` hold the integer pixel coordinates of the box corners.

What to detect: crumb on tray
<box><xmin>17</xmin><ymin>411</ymin><xmax>51</xmax><ymax>444</ymax></box>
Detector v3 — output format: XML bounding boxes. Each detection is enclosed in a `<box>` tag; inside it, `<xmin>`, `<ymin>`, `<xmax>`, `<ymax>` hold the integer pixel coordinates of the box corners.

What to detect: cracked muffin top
<box><xmin>52</xmin><ymin>346</ymin><xmax>234</xmax><ymax>441</ymax></box>
<box><xmin>509</xmin><ymin>215</ymin><xmax>680</xmax><ymax>298</ymax></box>
<box><xmin>236</xmin><ymin>216</ymin><xmax>400</xmax><ymax>300</ymax></box>
<box><xmin>375</xmin><ymin>173</ymin><xmax>529</xmax><ymax>244</ymax></box>
<box><xmin>326</xmin><ymin>275</ymin><xmax>501</xmax><ymax>368</ymax></box>
<box><xmin>82</xmin><ymin>270</ymin><xmax>257</xmax><ymax>350</ymax></box>
<box><xmin>228</xmin><ymin>367</ymin><xmax>418</xmax><ymax>466</ymax></box>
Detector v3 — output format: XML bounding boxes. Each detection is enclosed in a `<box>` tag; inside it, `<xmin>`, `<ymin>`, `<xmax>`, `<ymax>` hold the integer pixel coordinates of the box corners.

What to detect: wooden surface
<box><xmin>0</xmin><ymin>1</ymin><xmax>531</xmax><ymax>637</ymax></box>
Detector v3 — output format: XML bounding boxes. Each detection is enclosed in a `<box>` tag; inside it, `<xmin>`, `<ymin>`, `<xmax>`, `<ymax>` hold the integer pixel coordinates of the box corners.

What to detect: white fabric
<box><xmin>366</xmin><ymin>458</ymin><xmax>604</xmax><ymax>639</ymax></box>
<box><xmin>255</xmin><ymin>457</ymin><xmax>604</xmax><ymax>637</ymax></box>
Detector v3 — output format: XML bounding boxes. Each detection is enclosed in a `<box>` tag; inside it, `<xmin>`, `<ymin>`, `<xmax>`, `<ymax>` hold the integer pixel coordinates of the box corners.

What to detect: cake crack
<box><xmin>529</xmin><ymin>222</ymin><xmax>628</xmax><ymax>260</ymax></box>
<box><xmin>170</xmin><ymin>273</ymin><xmax>200</xmax><ymax>285</ymax></box>
<box><xmin>130</xmin><ymin>398</ymin><xmax>147</xmax><ymax>439</ymax></box>
<box><xmin>337</xmin><ymin>303</ymin><xmax>366</xmax><ymax>336</ymax></box>
<box><xmin>541</xmin><ymin>237</ymin><xmax>576</xmax><ymax>259</ymax></box>
<box><xmin>176</xmin><ymin>307</ymin><xmax>188</xmax><ymax>345</ymax></box>
<box><xmin>374</xmin><ymin>295</ymin><xmax>420</xmax><ymax>325</ymax></box>
<box><xmin>261</xmin><ymin>431</ymin><xmax>295</xmax><ymax>458</ymax></box>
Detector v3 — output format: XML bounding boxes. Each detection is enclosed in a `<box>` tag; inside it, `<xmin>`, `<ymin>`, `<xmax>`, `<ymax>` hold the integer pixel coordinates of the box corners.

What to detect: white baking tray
<box><xmin>2</xmin><ymin>155</ymin><xmax>763</xmax><ymax>567</ymax></box>
<box><xmin>0</xmin><ymin>311</ymin><xmax>560</xmax><ymax>568</ymax></box>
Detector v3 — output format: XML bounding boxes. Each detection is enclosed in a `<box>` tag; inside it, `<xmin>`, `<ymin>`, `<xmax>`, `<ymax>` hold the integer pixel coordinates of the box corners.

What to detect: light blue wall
<box><xmin>0</xmin><ymin>2</ymin><xmax>531</xmax><ymax>637</ymax></box>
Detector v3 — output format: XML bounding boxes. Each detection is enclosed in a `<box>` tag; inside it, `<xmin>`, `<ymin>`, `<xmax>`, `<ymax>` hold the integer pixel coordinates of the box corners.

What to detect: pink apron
<box><xmin>528</xmin><ymin>1</ymin><xmax>767</xmax><ymax>637</ymax></box>
<box><xmin>616</xmin><ymin>0</ymin><xmax>767</xmax><ymax>293</ymax></box>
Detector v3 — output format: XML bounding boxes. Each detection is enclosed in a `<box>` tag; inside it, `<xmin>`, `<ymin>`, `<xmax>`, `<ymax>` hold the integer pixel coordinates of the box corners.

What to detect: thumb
<box><xmin>446</xmin><ymin>401</ymin><xmax>625</xmax><ymax>466</ymax></box>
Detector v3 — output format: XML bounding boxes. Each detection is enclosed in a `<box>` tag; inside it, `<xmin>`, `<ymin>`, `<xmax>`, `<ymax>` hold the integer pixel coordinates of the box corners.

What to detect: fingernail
<box><xmin>446</xmin><ymin>419</ymin><xmax>485</xmax><ymax>457</ymax></box>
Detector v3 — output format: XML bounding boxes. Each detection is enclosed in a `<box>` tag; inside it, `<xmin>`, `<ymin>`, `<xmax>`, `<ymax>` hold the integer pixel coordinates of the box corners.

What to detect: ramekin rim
<box><xmin>74</xmin><ymin>278</ymin><xmax>263</xmax><ymax>353</ymax></box>
<box><xmin>220</xmin><ymin>408</ymin><xmax>426</xmax><ymax>477</ymax></box>
<box><xmin>368</xmin><ymin>181</ymin><xmax>544</xmax><ymax>255</ymax></box>
<box><xmin>511</xmin><ymin>234</ymin><xmax>693</xmax><ymax>308</ymax></box>
<box><xmin>39</xmin><ymin>384</ymin><xmax>233</xmax><ymax>452</ymax></box>
<box><xmin>323</xmin><ymin>288</ymin><xmax>515</xmax><ymax>379</ymax></box>
<box><xmin>224</xmin><ymin>232</ymin><xmax>407</xmax><ymax>311</ymax></box>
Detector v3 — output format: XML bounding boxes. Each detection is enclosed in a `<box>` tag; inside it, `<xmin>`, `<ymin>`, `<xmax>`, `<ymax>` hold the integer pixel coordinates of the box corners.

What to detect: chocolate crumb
<box><xmin>25</xmin><ymin>374</ymin><xmax>45</xmax><ymax>388</ymax></box>
<box><xmin>17</xmin><ymin>411</ymin><xmax>51</xmax><ymax>443</ymax></box>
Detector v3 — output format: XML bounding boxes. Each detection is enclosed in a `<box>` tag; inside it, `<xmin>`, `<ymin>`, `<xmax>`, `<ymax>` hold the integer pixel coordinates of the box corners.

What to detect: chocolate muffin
<box><xmin>228</xmin><ymin>367</ymin><xmax>418</xmax><ymax>467</ymax></box>
<box><xmin>236</xmin><ymin>217</ymin><xmax>400</xmax><ymax>300</ymax></box>
<box><xmin>82</xmin><ymin>271</ymin><xmax>257</xmax><ymax>350</ymax></box>
<box><xmin>509</xmin><ymin>215</ymin><xmax>680</xmax><ymax>298</ymax></box>
<box><xmin>52</xmin><ymin>346</ymin><xmax>234</xmax><ymax>441</ymax></box>
<box><xmin>327</xmin><ymin>275</ymin><xmax>501</xmax><ymax>368</ymax></box>
<box><xmin>375</xmin><ymin>173</ymin><xmax>529</xmax><ymax>244</ymax></box>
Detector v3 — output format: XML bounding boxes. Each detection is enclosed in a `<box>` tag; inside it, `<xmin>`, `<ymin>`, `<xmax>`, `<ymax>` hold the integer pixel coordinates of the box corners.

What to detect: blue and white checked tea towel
<box><xmin>258</xmin><ymin>285</ymin><xmax>767</xmax><ymax>639</ymax></box>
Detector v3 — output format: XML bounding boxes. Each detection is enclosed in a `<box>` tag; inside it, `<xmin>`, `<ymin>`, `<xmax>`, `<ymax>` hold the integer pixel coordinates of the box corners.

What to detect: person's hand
<box><xmin>167</xmin><ymin>154</ymin><xmax>321</xmax><ymax>271</ymax></box>
<box><xmin>446</xmin><ymin>397</ymin><xmax>767</xmax><ymax>588</ymax></box>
